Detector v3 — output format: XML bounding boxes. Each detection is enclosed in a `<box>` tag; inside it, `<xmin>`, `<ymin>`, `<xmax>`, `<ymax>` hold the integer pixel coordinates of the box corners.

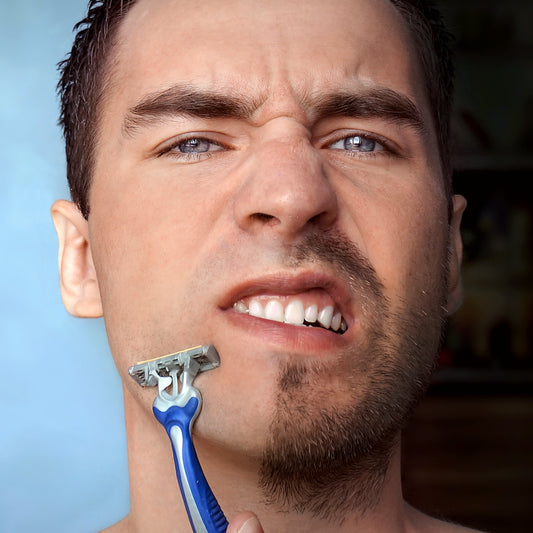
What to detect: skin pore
<box><xmin>51</xmin><ymin>0</ymin><xmax>473</xmax><ymax>531</ymax></box>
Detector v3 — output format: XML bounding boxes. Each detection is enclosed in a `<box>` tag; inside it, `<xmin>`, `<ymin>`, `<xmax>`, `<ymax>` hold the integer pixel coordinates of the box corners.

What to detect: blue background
<box><xmin>0</xmin><ymin>2</ymin><xmax>130</xmax><ymax>531</ymax></box>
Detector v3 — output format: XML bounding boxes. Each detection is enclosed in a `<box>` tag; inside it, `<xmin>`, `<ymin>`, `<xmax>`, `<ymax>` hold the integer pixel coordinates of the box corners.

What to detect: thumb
<box><xmin>227</xmin><ymin>511</ymin><xmax>264</xmax><ymax>533</ymax></box>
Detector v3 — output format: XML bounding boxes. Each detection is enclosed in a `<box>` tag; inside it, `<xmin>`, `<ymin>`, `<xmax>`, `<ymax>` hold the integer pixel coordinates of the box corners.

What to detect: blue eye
<box><xmin>160</xmin><ymin>136</ymin><xmax>227</xmax><ymax>161</ymax></box>
<box><xmin>175</xmin><ymin>137</ymin><xmax>216</xmax><ymax>153</ymax></box>
<box><xmin>328</xmin><ymin>134</ymin><xmax>385</xmax><ymax>153</ymax></box>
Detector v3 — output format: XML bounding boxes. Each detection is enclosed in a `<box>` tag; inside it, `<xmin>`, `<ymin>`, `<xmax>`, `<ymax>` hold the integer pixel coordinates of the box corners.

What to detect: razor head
<box><xmin>128</xmin><ymin>344</ymin><xmax>220</xmax><ymax>387</ymax></box>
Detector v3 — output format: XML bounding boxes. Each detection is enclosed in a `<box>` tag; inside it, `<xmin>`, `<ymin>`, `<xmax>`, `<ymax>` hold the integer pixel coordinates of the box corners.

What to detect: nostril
<box><xmin>251</xmin><ymin>212</ymin><xmax>277</xmax><ymax>224</ymax></box>
<box><xmin>308</xmin><ymin>212</ymin><xmax>327</xmax><ymax>225</ymax></box>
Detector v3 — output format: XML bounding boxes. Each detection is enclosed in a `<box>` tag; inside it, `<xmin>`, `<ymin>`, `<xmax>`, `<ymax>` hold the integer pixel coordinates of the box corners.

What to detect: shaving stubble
<box><xmin>258</xmin><ymin>230</ymin><xmax>449</xmax><ymax>522</ymax></box>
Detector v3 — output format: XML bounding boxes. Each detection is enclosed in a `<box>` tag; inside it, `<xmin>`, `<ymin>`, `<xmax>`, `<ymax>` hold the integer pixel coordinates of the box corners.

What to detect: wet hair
<box><xmin>57</xmin><ymin>0</ymin><xmax>455</xmax><ymax>218</ymax></box>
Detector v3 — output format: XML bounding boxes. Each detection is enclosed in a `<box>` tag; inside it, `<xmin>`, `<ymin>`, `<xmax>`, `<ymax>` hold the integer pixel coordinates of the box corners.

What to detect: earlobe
<box><xmin>50</xmin><ymin>199</ymin><xmax>103</xmax><ymax>318</ymax></box>
<box><xmin>446</xmin><ymin>194</ymin><xmax>467</xmax><ymax>315</ymax></box>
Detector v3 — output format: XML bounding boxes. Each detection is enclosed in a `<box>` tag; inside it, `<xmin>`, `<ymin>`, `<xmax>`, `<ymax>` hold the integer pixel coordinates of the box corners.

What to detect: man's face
<box><xmin>85</xmin><ymin>0</ymin><xmax>463</xmax><ymax>460</ymax></box>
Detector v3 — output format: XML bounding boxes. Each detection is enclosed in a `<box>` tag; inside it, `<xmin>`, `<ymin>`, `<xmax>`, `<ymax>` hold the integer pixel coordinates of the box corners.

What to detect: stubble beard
<box><xmin>258</xmin><ymin>231</ymin><xmax>449</xmax><ymax>522</ymax></box>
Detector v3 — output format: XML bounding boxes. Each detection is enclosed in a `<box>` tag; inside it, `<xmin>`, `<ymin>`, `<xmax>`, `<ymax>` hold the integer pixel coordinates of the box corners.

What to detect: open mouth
<box><xmin>233</xmin><ymin>296</ymin><xmax>347</xmax><ymax>334</ymax></box>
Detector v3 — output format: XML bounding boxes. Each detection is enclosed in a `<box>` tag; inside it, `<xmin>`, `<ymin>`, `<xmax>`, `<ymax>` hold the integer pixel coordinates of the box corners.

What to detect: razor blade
<box><xmin>128</xmin><ymin>344</ymin><xmax>220</xmax><ymax>388</ymax></box>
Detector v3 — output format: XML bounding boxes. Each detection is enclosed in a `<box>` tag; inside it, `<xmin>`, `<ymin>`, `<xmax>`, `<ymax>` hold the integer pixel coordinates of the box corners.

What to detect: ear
<box><xmin>50</xmin><ymin>199</ymin><xmax>103</xmax><ymax>318</ymax></box>
<box><xmin>446</xmin><ymin>194</ymin><xmax>467</xmax><ymax>315</ymax></box>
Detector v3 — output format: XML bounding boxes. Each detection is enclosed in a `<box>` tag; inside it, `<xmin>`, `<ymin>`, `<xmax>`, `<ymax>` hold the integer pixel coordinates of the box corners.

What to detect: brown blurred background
<box><xmin>401</xmin><ymin>1</ymin><xmax>533</xmax><ymax>532</ymax></box>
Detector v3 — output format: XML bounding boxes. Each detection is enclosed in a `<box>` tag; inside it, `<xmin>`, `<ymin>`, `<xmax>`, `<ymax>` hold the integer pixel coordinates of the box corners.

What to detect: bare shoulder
<box><xmin>405</xmin><ymin>504</ymin><xmax>487</xmax><ymax>533</ymax></box>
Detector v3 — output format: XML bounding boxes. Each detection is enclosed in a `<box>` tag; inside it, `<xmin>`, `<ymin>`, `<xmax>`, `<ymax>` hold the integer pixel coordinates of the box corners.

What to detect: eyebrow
<box><xmin>122</xmin><ymin>83</ymin><xmax>426</xmax><ymax>135</ymax></box>
<box><xmin>309</xmin><ymin>87</ymin><xmax>426</xmax><ymax>133</ymax></box>
<box><xmin>123</xmin><ymin>84</ymin><xmax>263</xmax><ymax>135</ymax></box>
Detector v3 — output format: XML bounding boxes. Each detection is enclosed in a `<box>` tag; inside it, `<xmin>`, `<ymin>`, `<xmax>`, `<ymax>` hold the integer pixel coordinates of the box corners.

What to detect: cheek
<box><xmin>350</xmin><ymin>180</ymin><xmax>449</xmax><ymax>303</ymax></box>
<box><xmin>87</xmin><ymin>174</ymin><xmax>219</xmax><ymax>359</ymax></box>
<box><xmin>390</xmin><ymin>200</ymin><xmax>449</xmax><ymax>298</ymax></box>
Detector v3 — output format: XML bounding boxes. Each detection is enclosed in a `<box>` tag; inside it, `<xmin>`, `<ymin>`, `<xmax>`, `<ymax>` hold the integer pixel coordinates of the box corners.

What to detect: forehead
<box><xmin>109</xmin><ymin>0</ymin><xmax>426</xmax><ymax>118</ymax></box>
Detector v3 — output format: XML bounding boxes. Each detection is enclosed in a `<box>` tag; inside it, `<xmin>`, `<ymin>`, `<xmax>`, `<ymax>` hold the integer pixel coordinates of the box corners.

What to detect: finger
<box><xmin>227</xmin><ymin>511</ymin><xmax>264</xmax><ymax>533</ymax></box>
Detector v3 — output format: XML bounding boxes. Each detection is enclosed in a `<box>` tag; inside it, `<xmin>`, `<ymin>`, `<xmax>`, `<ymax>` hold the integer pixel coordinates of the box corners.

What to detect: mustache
<box><xmin>289</xmin><ymin>228</ymin><xmax>386</xmax><ymax>303</ymax></box>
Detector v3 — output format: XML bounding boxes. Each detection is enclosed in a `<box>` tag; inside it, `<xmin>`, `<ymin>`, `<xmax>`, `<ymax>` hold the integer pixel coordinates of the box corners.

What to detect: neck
<box><xmin>120</xmin><ymin>386</ymin><xmax>411</xmax><ymax>533</ymax></box>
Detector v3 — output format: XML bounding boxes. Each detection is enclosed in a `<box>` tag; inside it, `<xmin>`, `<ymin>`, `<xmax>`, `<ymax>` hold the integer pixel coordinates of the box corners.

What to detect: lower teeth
<box><xmin>304</xmin><ymin>321</ymin><xmax>346</xmax><ymax>334</ymax></box>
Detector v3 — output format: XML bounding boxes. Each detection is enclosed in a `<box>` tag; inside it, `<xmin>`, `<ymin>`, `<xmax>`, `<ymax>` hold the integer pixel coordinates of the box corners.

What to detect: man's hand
<box><xmin>227</xmin><ymin>511</ymin><xmax>264</xmax><ymax>533</ymax></box>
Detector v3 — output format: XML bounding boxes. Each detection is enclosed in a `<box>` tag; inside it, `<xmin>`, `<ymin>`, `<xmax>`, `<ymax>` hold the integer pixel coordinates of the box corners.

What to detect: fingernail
<box><xmin>238</xmin><ymin>515</ymin><xmax>261</xmax><ymax>533</ymax></box>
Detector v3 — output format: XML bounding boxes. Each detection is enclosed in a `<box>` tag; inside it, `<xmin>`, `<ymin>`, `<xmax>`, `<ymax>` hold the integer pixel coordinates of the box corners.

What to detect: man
<box><xmin>51</xmin><ymin>0</ymin><xmax>477</xmax><ymax>531</ymax></box>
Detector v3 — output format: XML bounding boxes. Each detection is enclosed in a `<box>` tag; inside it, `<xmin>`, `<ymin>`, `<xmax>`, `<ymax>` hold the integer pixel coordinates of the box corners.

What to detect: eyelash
<box><xmin>157</xmin><ymin>136</ymin><xmax>228</xmax><ymax>161</ymax></box>
<box><xmin>323</xmin><ymin>131</ymin><xmax>397</xmax><ymax>158</ymax></box>
<box><xmin>156</xmin><ymin>131</ymin><xmax>397</xmax><ymax>162</ymax></box>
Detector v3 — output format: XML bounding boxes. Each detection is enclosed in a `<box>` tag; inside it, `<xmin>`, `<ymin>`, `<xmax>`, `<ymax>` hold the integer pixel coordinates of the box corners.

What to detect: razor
<box><xmin>128</xmin><ymin>344</ymin><xmax>228</xmax><ymax>533</ymax></box>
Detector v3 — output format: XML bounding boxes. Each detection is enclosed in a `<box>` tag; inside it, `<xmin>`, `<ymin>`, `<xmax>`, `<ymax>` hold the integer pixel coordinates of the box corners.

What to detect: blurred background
<box><xmin>0</xmin><ymin>2</ymin><xmax>129</xmax><ymax>532</ymax></box>
<box><xmin>0</xmin><ymin>1</ymin><xmax>531</xmax><ymax>532</ymax></box>
<box><xmin>403</xmin><ymin>1</ymin><xmax>533</xmax><ymax>532</ymax></box>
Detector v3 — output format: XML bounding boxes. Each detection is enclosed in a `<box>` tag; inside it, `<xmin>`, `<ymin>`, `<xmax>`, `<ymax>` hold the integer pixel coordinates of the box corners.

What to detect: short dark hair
<box><xmin>57</xmin><ymin>0</ymin><xmax>455</xmax><ymax>219</ymax></box>
<box><xmin>390</xmin><ymin>0</ymin><xmax>455</xmax><ymax>198</ymax></box>
<box><xmin>57</xmin><ymin>0</ymin><xmax>137</xmax><ymax>219</ymax></box>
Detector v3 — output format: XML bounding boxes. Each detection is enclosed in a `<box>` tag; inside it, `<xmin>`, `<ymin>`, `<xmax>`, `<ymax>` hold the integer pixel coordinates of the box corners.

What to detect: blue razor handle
<box><xmin>153</xmin><ymin>372</ymin><xmax>228</xmax><ymax>533</ymax></box>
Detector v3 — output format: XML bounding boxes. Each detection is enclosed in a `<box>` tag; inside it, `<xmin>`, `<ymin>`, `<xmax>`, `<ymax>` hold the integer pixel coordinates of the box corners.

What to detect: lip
<box><xmin>217</xmin><ymin>270</ymin><xmax>356</xmax><ymax>354</ymax></box>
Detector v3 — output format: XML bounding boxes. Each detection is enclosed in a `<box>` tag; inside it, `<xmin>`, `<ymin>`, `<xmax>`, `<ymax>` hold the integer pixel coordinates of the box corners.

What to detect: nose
<box><xmin>233</xmin><ymin>130</ymin><xmax>338</xmax><ymax>239</ymax></box>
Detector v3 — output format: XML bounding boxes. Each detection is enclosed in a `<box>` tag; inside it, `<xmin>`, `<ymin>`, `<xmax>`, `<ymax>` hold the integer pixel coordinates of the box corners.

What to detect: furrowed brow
<box><xmin>311</xmin><ymin>87</ymin><xmax>426</xmax><ymax>133</ymax></box>
<box><xmin>123</xmin><ymin>84</ymin><xmax>262</xmax><ymax>135</ymax></box>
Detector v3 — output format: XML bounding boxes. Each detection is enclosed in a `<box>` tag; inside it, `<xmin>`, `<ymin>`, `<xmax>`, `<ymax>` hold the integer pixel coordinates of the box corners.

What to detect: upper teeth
<box><xmin>233</xmin><ymin>298</ymin><xmax>347</xmax><ymax>333</ymax></box>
